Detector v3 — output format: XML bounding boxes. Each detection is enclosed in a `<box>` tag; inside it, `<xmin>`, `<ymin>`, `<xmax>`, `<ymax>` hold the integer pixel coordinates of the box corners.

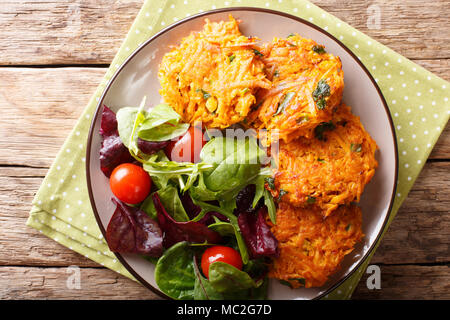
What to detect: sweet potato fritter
<box><xmin>267</xmin><ymin>203</ymin><xmax>364</xmax><ymax>288</ymax></box>
<box><xmin>271</xmin><ymin>104</ymin><xmax>378</xmax><ymax>217</ymax></box>
<box><xmin>158</xmin><ymin>16</ymin><xmax>271</xmax><ymax>129</ymax></box>
<box><xmin>247</xmin><ymin>34</ymin><xmax>344</xmax><ymax>144</ymax></box>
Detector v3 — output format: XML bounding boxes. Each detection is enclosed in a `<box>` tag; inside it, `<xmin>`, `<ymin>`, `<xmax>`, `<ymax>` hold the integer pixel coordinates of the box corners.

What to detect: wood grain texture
<box><xmin>0</xmin><ymin>0</ymin><xmax>449</xmax><ymax>65</ymax></box>
<box><xmin>0</xmin><ymin>266</ymin><xmax>160</xmax><ymax>300</ymax></box>
<box><xmin>0</xmin><ymin>0</ymin><xmax>448</xmax><ymax>300</ymax></box>
<box><xmin>0</xmin><ymin>264</ymin><xmax>447</xmax><ymax>299</ymax></box>
<box><xmin>352</xmin><ymin>265</ymin><xmax>450</xmax><ymax>299</ymax></box>
<box><xmin>314</xmin><ymin>0</ymin><xmax>450</xmax><ymax>59</ymax></box>
<box><xmin>0</xmin><ymin>0</ymin><xmax>142</xmax><ymax>65</ymax></box>
<box><xmin>0</xmin><ymin>67</ymin><xmax>448</xmax><ymax>170</ymax></box>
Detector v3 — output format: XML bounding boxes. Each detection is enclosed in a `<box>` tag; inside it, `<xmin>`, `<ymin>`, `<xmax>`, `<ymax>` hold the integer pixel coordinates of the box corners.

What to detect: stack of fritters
<box><xmin>271</xmin><ymin>104</ymin><xmax>378</xmax><ymax>217</ymax></box>
<box><xmin>158</xmin><ymin>17</ymin><xmax>378</xmax><ymax>289</ymax></box>
<box><xmin>247</xmin><ymin>34</ymin><xmax>344</xmax><ymax>144</ymax></box>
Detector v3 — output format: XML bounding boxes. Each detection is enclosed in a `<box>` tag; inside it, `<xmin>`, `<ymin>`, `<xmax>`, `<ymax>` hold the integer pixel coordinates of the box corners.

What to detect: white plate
<box><xmin>86</xmin><ymin>8</ymin><xmax>398</xmax><ymax>300</ymax></box>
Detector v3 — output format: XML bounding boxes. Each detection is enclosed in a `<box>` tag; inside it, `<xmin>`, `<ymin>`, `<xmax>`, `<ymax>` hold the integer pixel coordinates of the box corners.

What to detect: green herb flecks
<box><xmin>312</xmin><ymin>79</ymin><xmax>331</xmax><ymax>110</ymax></box>
<box><xmin>273</xmin><ymin>70</ymin><xmax>280</xmax><ymax>78</ymax></box>
<box><xmin>350</xmin><ymin>143</ymin><xmax>362</xmax><ymax>153</ymax></box>
<box><xmin>274</xmin><ymin>92</ymin><xmax>295</xmax><ymax>116</ymax></box>
<box><xmin>306</xmin><ymin>196</ymin><xmax>316</xmax><ymax>204</ymax></box>
<box><xmin>312</xmin><ymin>45</ymin><xmax>326</xmax><ymax>54</ymax></box>
<box><xmin>197</xmin><ymin>88</ymin><xmax>211</xmax><ymax>100</ymax></box>
<box><xmin>290</xmin><ymin>278</ymin><xmax>306</xmax><ymax>286</ymax></box>
<box><xmin>228</xmin><ymin>54</ymin><xmax>236</xmax><ymax>63</ymax></box>
<box><xmin>314</xmin><ymin>121</ymin><xmax>335</xmax><ymax>141</ymax></box>
<box><xmin>278</xmin><ymin>277</ymin><xmax>306</xmax><ymax>288</ymax></box>
<box><xmin>317</xmin><ymin>158</ymin><xmax>325</xmax><ymax>163</ymax></box>
<box><xmin>265</xmin><ymin>177</ymin><xmax>275</xmax><ymax>190</ymax></box>
<box><xmin>253</xmin><ymin>49</ymin><xmax>264</xmax><ymax>57</ymax></box>
<box><xmin>346</xmin><ymin>224</ymin><xmax>352</xmax><ymax>231</ymax></box>
<box><xmin>277</xmin><ymin>189</ymin><xmax>288</xmax><ymax>202</ymax></box>
<box><xmin>287</xmin><ymin>33</ymin><xmax>296</xmax><ymax>38</ymax></box>
<box><xmin>279</xmin><ymin>280</ymin><xmax>292</xmax><ymax>287</ymax></box>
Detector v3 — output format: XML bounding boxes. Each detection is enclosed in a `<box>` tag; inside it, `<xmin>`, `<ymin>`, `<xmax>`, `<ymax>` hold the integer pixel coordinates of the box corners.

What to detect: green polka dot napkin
<box><xmin>27</xmin><ymin>0</ymin><xmax>449</xmax><ymax>299</ymax></box>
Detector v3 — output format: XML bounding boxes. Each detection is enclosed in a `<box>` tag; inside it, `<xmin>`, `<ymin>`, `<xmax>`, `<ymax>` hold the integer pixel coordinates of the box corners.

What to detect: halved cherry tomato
<box><xmin>201</xmin><ymin>245</ymin><xmax>243</xmax><ymax>278</ymax></box>
<box><xmin>110</xmin><ymin>163</ymin><xmax>151</xmax><ymax>204</ymax></box>
<box><xmin>165</xmin><ymin>126</ymin><xmax>206</xmax><ymax>163</ymax></box>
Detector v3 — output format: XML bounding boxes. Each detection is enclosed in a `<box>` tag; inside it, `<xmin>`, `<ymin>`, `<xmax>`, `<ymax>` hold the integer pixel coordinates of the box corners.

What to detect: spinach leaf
<box><xmin>141</xmin><ymin>186</ymin><xmax>189</xmax><ymax>222</ymax></box>
<box><xmin>200</xmin><ymin>137</ymin><xmax>263</xmax><ymax>196</ymax></box>
<box><xmin>274</xmin><ymin>92</ymin><xmax>295</xmax><ymax>116</ymax></box>
<box><xmin>208</xmin><ymin>262</ymin><xmax>258</xmax><ymax>293</ymax></box>
<box><xmin>116</xmin><ymin>106</ymin><xmax>143</xmax><ymax>150</ymax></box>
<box><xmin>116</xmin><ymin>100</ymin><xmax>189</xmax><ymax>154</ymax></box>
<box><xmin>154</xmin><ymin>242</ymin><xmax>196</xmax><ymax>300</ymax></box>
<box><xmin>208</xmin><ymin>221</ymin><xmax>235</xmax><ymax>236</ymax></box>
<box><xmin>138</xmin><ymin>122</ymin><xmax>189</xmax><ymax>142</ymax></box>
<box><xmin>193</xmin><ymin>256</ymin><xmax>224</xmax><ymax>300</ymax></box>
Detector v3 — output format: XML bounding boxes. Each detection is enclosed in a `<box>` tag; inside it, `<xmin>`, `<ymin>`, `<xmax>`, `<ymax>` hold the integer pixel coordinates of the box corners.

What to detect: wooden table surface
<box><xmin>0</xmin><ymin>0</ymin><xmax>448</xmax><ymax>300</ymax></box>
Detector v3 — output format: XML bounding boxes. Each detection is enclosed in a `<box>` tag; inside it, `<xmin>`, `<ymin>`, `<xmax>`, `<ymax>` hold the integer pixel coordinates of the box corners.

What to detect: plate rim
<box><xmin>86</xmin><ymin>6</ymin><xmax>399</xmax><ymax>300</ymax></box>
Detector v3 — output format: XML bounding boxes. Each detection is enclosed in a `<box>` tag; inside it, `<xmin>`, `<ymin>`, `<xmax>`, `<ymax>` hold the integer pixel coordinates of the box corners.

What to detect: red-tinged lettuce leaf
<box><xmin>237</xmin><ymin>207</ymin><xmax>279</xmax><ymax>259</ymax></box>
<box><xmin>235</xmin><ymin>184</ymin><xmax>264</xmax><ymax>214</ymax></box>
<box><xmin>106</xmin><ymin>198</ymin><xmax>163</xmax><ymax>257</ymax></box>
<box><xmin>180</xmin><ymin>192</ymin><xmax>202</xmax><ymax>219</ymax></box>
<box><xmin>137</xmin><ymin>138</ymin><xmax>170</xmax><ymax>155</ymax></box>
<box><xmin>99</xmin><ymin>105</ymin><xmax>134</xmax><ymax>177</ymax></box>
<box><xmin>100</xmin><ymin>105</ymin><xmax>118</xmax><ymax>137</ymax></box>
<box><xmin>179</xmin><ymin>192</ymin><xmax>228</xmax><ymax>225</ymax></box>
<box><xmin>152</xmin><ymin>193</ymin><xmax>222</xmax><ymax>248</ymax></box>
<box><xmin>197</xmin><ymin>211</ymin><xmax>229</xmax><ymax>225</ymax></box>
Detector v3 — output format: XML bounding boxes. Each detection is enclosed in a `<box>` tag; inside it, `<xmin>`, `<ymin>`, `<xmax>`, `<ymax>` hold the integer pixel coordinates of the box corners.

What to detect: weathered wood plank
<box><xmin>0</xmin><ymin>266</ymin><xmax>160</xmax><ymax>300</ymax></box>
<box><xmin>0</xmin><ymin>167</ymin><xmax>99</xmax><ymax>267</ymax></box>
<box><xmin>413</xmin><ymin>59</ymin><xmax>450</xmax><ymax>82</ymax></box>
<box><xmin>0</xmin><ymin>162</ymin><xmax>448</xmax><ymax>267</ymax></box>
<box><xmin>0</xmin><ymin>67</ymin><xmax>448</xmax><ymax>171</ymax></box>
<box><xmin>0</xmin><ymin>67</ymin><xmax>105</xmax><ymax>168</ymax></box>
<box><xmin>314</xmin><ymin>0</ymin><xmax>450</xmax><ymax>60</ymax></box>
<box><xmin>352</xmin><ymin>264</ymin><xmax>450</xmax><ymax>300</ymax></box>
<box><xmin>371</xmin><ymin>162</ymin><xmax>450</xmax><ymax>265</ymax></box>
<box><xmin>0</xmin><ymin>0</ymin><xmax>142</xmax><ymax>65</ymax></box>
<box><xmin>0</xmin><ymin>0</ymin><xmax>449</xmax><ymax>65</ymax></box>
<box><xmin>0</xmin><ymin>264</ymin><xmax>447</xmax><ymax>299</ymax></box>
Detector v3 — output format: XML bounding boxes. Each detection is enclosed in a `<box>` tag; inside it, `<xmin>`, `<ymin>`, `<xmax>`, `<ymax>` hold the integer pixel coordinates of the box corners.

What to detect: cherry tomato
<box><xmin>165</xmin><ymin>126</ymin><xmax>206</xmax><ymax>163</ymax></box>
<box><xmin>201</xmin><ymin>246</ymin><xmax>243</xmax><ymax>278</ymax></box>
<box><xmin>110</xmin><ymin>163</ymin><xmax>151</xmax><ymax>204</ymax></box>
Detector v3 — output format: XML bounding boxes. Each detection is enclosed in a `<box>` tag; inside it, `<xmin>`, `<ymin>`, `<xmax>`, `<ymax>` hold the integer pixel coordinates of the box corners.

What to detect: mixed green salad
<box><xmin>99</xmin><ymin>97</ymin><xmax>279</xmax><ymax>299</ymax></box>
